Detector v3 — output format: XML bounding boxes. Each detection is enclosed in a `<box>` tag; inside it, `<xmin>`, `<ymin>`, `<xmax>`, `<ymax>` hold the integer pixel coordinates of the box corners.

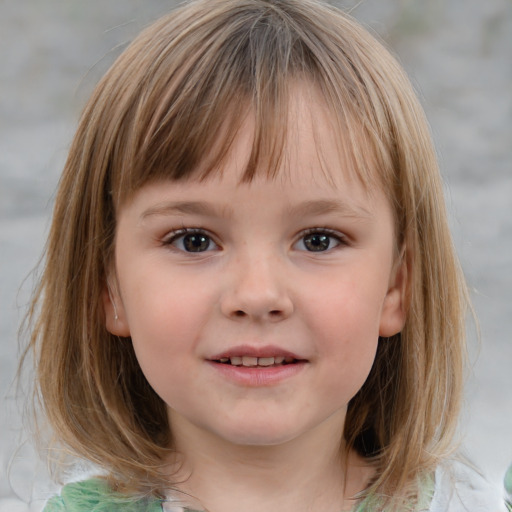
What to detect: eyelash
<box><xmin>162</xmin><ymin>227</ymin><xmax>348</xmax><ymax>254</ymax></box>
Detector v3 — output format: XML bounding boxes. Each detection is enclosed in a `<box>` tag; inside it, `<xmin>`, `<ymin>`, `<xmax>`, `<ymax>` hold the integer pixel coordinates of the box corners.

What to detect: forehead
<box><xmin>104</xmin><ymin>1</ymin><xmax>405</xmax><ymax>215</ymax></box>
<box><xmin>124</xmin><ymin>86</ymin><xmax>388</xmax><ymax>221</ymax></box>
<box><xmin>184</xmin><ymin>83</ymin><xmax>381</xmax><ymax>195</ymax></box>
<box><xmin>113</xmin><ymin>80</ymin><xmax>388</xmax><ymax>215</ymax></box>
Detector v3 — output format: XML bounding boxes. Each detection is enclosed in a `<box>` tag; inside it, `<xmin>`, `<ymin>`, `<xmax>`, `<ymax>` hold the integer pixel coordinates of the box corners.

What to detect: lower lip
<box><xmin>207</xmin><ymin>361</ymin><xmax>307</xmax><ymax>386</ymax></box>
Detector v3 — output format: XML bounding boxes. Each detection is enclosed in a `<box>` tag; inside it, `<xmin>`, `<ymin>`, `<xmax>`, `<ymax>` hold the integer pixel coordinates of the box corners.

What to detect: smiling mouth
<box><xmin>215</xmin><ymin>356</ymin><xmax>300</xmax><ymax>367</ymax></box>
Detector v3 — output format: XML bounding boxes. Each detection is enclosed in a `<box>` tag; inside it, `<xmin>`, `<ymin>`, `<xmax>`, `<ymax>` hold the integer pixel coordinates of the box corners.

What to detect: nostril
<box><xmin>232</xmin><ymin>309</ymin><xmax>283</xmax><ymax>319</ymax></box>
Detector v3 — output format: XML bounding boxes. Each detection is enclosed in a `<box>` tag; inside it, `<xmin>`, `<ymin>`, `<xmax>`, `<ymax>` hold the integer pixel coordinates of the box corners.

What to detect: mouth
<box><xmin>214</xmin><ymin>356</ymin><xmax>300</xmax><ymax>367</ymax></box>
<box><xmin>208</xmin><ymin>345</ymin><xmax>308</xmax><ymax>369</ymax></box>
<box><xmin>207</xmin><ymin>347</ymin><xmax>307</xmax><ymax>385</ymax></box>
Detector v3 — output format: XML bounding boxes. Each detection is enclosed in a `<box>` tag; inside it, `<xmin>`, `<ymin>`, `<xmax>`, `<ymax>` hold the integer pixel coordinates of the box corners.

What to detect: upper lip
<box><xmin>208</xmin><ymin>345</ymin><xmax>306</xmax><ymax>361</ymax></box>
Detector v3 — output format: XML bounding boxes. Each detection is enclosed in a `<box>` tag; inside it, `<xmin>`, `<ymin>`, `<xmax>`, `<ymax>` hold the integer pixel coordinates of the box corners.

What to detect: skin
<box><xmin>104</xmin><ymin>87</ymin><xmax>407</xmax><ymax>512</ymax></box>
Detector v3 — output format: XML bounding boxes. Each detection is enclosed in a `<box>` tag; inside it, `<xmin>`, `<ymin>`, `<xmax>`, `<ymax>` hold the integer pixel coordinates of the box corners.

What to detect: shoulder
<box><xmin>42</xmin><ymin>479</ymin><xmax>162</xmax><ymax>512</ymax></box>
<box><xmin>429</xmin><ymin>459</ymin><xmax>508</xmax><ymax>512</ymax></box>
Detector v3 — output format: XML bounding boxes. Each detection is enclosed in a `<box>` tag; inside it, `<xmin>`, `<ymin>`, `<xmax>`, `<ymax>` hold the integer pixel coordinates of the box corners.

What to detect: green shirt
<box><xmin>43</xmin><ymin>479</ymin><xmax>163</xmax><ymax>512</ymax></box>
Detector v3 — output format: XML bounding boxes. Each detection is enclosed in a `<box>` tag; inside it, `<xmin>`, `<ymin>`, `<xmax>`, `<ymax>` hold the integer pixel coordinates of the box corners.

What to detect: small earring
<box><xmin>107</xmin><ymin>284</ymin><xmax>119</xmax><ymax>321</ymax></box>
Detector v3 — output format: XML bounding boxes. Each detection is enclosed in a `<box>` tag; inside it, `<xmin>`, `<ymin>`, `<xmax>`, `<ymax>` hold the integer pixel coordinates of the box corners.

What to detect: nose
<box><xmin>220</xmin><ymin>252</ymin><xmax>294</xmax><ymax>322</ymax></box>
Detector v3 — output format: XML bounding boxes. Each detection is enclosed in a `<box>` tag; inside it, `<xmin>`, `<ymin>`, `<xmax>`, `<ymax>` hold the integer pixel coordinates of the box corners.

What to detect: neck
<box><xmin>166</xmin><ymin>412</ymin><xmax>373</xmax><ymax>512</ymax></box>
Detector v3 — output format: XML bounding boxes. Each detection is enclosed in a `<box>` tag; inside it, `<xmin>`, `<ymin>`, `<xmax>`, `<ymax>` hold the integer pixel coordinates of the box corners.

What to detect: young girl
<box><xmin>23</xmin><ymin>0</ymin><xmax>506</xmax><ymax>510</ymax></box>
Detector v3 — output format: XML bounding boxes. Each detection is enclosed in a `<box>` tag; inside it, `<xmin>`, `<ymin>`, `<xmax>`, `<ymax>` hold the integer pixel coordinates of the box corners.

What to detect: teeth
<box><xmin>258</xmin><ymin>357</ymin><xmax>275</xmax><ymax>367</ymax></box>
<box><xmin>242</xmin><ymin>356</ymin><xmax>258</xmax><ymax>367</ymax></box>
<box><xmin>219</xmin><ymin>356</ymin><xmax>295</xmax><ymax>367</ymax></box>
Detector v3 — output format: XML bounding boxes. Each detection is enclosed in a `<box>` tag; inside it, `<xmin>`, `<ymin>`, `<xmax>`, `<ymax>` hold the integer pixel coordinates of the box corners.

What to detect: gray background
<box><xmin>1</xmin><ymin>0</ymin><xmax>511</xmax><ymax>509</ymax></box>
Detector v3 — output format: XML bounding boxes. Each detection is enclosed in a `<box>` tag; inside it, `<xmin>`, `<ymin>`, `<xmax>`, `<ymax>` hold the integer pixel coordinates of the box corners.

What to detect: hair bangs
<box><xmin>103</xmin><ymin>0</ymin><xmax>398</xmax><ymax>207</ymax></box>
<box><xmin>104</xmin><ymin>1</ymin><xmax>305</xmax><ymax>205</ymax></box>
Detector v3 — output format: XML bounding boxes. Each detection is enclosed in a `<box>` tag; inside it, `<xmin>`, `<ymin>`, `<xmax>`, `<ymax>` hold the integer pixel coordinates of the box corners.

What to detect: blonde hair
<box><xmin>23</xmin><ymin>0</ymin><xmax>469</xmax><ymax>508</ymax></box>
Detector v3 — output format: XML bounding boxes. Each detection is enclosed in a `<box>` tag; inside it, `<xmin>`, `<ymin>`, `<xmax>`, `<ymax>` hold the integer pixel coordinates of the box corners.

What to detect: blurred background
<box><xmin>1</xmin><ymin>0</ymin><xmax>511</xmax><ymax>509</ymax></box>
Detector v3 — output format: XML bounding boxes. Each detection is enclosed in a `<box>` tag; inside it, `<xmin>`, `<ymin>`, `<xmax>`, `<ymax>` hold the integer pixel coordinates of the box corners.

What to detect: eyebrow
<box><xmin>286</xmin><ymin>199</ymin><xmax>373</xmax><ymax>220</ymax></box>
<box><xmin>140</xmin><ymin>201</ymin><xmax>232</xmax><ymax>220</ymax></box>
<box><xmin>140</xmin><ymin>199</ymin><xmax>372</xmax><ymax>222</ymax></box>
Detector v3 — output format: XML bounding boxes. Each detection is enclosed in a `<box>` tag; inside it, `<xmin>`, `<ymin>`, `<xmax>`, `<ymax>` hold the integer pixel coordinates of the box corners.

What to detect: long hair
<box><xmin>23</xmin><ymin>0</ymin><xmax>469</xmax><ymax>508</ymax></box>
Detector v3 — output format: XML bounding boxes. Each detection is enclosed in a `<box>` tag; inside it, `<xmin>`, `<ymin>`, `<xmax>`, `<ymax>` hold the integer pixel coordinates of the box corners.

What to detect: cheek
<box><xmin>303</xmin><ymin>272</ymin><xmax>384</xmax><ymax>390</ymax></box>
<box><xmin>317</xmin><ymin>314</ymin><xmax>379</xmax><ymax>406</ymax></box>
<box><xmin>122</xmin><ymin>261</ymin><xmax>213</xmax><ymax>333</ymax></box>
<box><xmin>119</xmin><ymin>273</ymin><xmax>215</xmax><ymax>374</ymax></box>
<box><xmin>124</xmin><ymin>287</ymin><xmax>207</xmax><ymax>408</ymax></box>
<box><xmin>308</xmin><ymin>272</ymin><xmax>387</xmax><ymax>343</ymax></box>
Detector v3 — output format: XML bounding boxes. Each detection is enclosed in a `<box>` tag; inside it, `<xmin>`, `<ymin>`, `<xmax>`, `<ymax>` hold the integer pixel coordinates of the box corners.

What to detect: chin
<box><xmin>213</xmin><ymin>419</ymin><xmax>308</xmax><ymax>448</ymax></box>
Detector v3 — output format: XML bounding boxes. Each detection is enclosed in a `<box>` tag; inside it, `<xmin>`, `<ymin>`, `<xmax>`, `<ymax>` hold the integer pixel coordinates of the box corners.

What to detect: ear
<box><xmin>102</xmin><ymin>279</ymin><xmax>131</xmax><ymax>337</ymax></box>
<box><xmin>379</xmin><ymin>249</ymin><xmax>408</xmax><ymax>338</ymax></box>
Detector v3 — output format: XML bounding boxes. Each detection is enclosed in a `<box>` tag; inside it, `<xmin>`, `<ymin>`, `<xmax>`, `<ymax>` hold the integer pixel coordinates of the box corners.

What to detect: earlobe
<box><xmin>102</xmin><ymin>281</ymin><xmax>131</xmax><ymax>337</ymax></box>
<box><xmin>379</xmin><ymin>252</ymin><xmax>408</xmax><ymax>338</ymax></box>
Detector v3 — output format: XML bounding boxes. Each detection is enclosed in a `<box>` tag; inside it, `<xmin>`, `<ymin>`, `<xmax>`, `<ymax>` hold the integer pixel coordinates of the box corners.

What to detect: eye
<box><xmin>295</xmin><ymin>229</ymin><xmax>345</xmax><ymax>252</ymax></box>
<box><xmin>164</xmin><ymin>229</ymin><xmax>218</xmax><ymax>253</ymax></box>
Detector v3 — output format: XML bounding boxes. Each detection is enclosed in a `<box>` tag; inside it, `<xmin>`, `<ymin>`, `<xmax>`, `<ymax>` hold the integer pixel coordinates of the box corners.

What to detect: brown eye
<box><xmin>303</xmin><ymin>233</ymin><xmax>332</xmax><ymax>252</ymax></box>
<box><xmin>166</xmin><ymin>230</ymin><xmax>218</xmax><ymax>253</ymax></box>
<box><xmin>295</xmin><ymin>230</ymin><xmax>344</xmax><ymax>252</ymax></box>
<box><xmin>182</xmin><ymin>233</ymin><xmax>212</xmax><ymax>252</ymax></box>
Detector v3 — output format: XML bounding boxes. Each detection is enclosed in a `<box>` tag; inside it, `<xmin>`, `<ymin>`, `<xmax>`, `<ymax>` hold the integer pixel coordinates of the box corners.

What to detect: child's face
<box><xmin>104</xmin><ymin>89</ymin><xmax>406</xmax><ymax>451</ymax></box>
